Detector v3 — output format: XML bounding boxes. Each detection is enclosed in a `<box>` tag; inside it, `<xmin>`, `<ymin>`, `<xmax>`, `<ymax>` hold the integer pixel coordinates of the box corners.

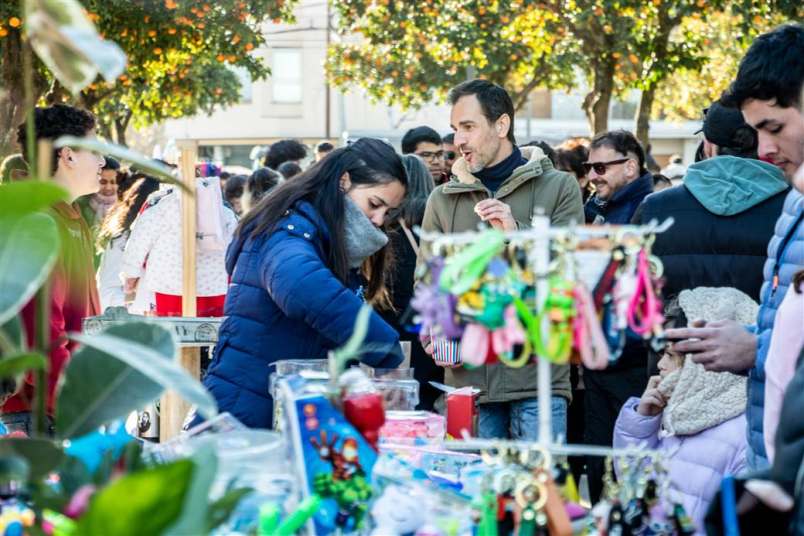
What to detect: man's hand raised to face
<box><xmin>474</xmin><ymin>199</ymin><xmax>517</xmax><ymax>231</ymax></box>
<box><xmin>665</xmin><ymin>319</ymin><xmax>758</xmax><ymax>373</ymax></box>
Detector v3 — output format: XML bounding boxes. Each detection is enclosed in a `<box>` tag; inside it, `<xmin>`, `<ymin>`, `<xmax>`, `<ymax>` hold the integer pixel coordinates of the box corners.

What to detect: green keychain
<box><xmin>439</xmin><ymin>230</ymin><xmax>505</xmax><ymax>295</ymax></box>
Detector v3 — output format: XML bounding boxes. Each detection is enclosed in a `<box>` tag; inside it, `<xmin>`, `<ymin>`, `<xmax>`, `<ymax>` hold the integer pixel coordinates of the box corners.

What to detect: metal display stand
<box><xmin>417</xmin><ymin>215</ymin><xmax>673</xmax><ymax>454</ymax></box>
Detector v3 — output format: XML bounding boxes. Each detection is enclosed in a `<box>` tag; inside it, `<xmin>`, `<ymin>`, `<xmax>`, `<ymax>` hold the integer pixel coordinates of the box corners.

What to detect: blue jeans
<box><xmin>478</xmin><ymin>397</ymin><xmax>568</xmax><ymax>441</ymax></box>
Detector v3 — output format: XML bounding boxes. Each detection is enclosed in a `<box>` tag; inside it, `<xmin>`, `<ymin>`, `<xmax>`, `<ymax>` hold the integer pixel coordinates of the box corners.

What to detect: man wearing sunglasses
<box><xmin>442</xmin><ymin>132</ymin><xmax>458</xmax><ymax>172</ymax></box>
<box><xmin>583</xmin><ymin>130</ymin><xmax>654</xmax><ymax>225</ymax></box>
<box><xmin>401</xmin><ymin>125</ymin><xmax>448</xmax><ymax>184</ymax></box>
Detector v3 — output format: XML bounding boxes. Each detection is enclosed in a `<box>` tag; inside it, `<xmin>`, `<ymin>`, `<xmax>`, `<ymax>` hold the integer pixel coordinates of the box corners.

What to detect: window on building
<box><xmin>230</xmin><ymin>66</ymin><xmax>253</xmax><ymax>104</ymax></box>
<box><xmin>271</xmin><ymin>49</ymin><xmax>302</xmax><ymax>104</ymax></box>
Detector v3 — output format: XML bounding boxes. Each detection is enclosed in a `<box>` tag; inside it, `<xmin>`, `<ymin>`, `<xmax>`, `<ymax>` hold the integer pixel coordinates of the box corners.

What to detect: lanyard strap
<box><xmin>627</xmin><ymin>249</ymin><xmax>664</xmax><ymax>336</ymax></box>
<box><xmin>573</xmin><ymin>284</ymin><xmax>611</xmax><ymax>370</ymax></box>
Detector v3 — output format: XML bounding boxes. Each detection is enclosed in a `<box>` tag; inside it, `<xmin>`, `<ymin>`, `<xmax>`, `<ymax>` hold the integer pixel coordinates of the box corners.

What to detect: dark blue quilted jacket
<box><xmin>202</xmin><ymin>201</ymin><xmax>403</xmax><ymax>428</ymax></box>
<box><xmin>748</xmin><ymin>189</ymin><xmax>804</xmax><ymax>468</ymax></box>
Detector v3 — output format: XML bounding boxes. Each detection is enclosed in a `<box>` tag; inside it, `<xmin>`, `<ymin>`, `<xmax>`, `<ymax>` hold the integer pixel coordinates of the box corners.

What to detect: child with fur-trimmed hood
<box><xmin>614</xmin><ymin>287</ymin><xmax>754</xmax><ymax>534</ymax></box>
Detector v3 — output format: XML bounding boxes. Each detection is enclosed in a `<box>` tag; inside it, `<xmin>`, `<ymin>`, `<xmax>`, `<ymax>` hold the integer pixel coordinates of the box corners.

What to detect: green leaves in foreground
<box><xmin>76</xmin><ymin>459</ymin><xmax>194</xmax><ymax>536</ymax></box>
<box><xmin>58</xmin><ymin>322</ymin><xmax>217</xmax><ymax>439</ymax></box>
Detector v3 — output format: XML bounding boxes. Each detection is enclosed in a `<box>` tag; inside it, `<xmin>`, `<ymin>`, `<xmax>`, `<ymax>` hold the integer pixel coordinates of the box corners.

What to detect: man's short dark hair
<box><xmin>16</xmin><ymin>104</ymin><xmax>96</xmax><ymax>173</ymax></box>
<box><xmin>442</xmin><ymin>133</ymin><xmax>454</xmax><ymax>144</ymax></box>
<box><xmin>263</xmin><ymin>139</ymin><xmax>307</xmax><ymax>170</ymax></box>
<box><xmin>589</xmin><ymin>130</ymin><xmax>646</xmax><ymax>175</ymax></box>
<box><xmin>401</xmin><ymin>126</ymin><xmax>442</xmax><ymax>154</ymax></box>
<box><xmin>103</xmin><ymin>156</ymin><xmax>120</xmax><ymax>171</ymax></box>
<box><xmin>316</xmin><ymin>141</ymin><xmax>334</xmax><ymax>153</ymax></box>
<box><xmin>224</xmin><ymin>174</ymin><xmax>247</xmax><ymax>202</ymax></box>
<box><xmin>555</xmin><ymin>144</ymin><xmax>590</xmax><ymax>179</ymax></box>
<box><xmin>448</xmin><ymin>79</ymin><xmax>516</xmax><ymax>144</ymax></box>
<box><xmin>277</xmin><ymin>161</ymin><xmax>303</xmax><ymax>179</ymax></box>
<box><xmin>248</xmin><ymin>167</ymin><xmax>281</xmax><ymax>203</ymax></box>
<box><xmin>722</xmin><ymin>23</ymin><xmax>804</xmax><ymax>109</ymax></box>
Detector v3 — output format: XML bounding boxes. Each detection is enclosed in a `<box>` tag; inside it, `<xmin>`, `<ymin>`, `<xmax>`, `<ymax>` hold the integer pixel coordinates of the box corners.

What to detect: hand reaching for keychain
<box><xmin>474</xmin><ymin>199</ymin><xmax>517</xmax><ymax>231</ymax></box>
<box><xmin>638</xmin><ymin>376</ymin><xmax>667</xmax><ymax>416</ymax></box>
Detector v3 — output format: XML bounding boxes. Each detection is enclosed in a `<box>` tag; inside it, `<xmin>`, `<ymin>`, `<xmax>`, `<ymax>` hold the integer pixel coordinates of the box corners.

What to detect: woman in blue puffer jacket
<box><xmin>201</xmin><ymin>138</ymin><xmax>408</xmax><ymax>428</ymax></box>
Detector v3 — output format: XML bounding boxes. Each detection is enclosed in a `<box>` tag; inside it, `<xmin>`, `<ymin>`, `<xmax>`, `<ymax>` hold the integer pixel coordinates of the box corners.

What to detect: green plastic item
<box><xmin>257</xmin><ymin>503</ymin><xmax>281</xmax><ymax>535</ymax></box>
<box><xmin>276</xmin><ymin>494</ymin><xmax>322</xmax><ymax>536</ymax></box>
<box><xmin>44</xmin><ymin>510</ymin><xmax>76</xmax><ymax>536</ymax></box>
<box><xmin>439</xmin><ymin>230</ymin><xmax>505</xmax><ymax>295</ymax></box>
<box><xmin>478</xmin><ymin>491</ymin><xmax>498</xmax><ymax>536</ymax></box>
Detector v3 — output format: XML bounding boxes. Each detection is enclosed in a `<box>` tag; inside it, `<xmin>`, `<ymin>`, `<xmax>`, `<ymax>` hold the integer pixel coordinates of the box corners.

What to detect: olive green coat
<box><xmin>419</xmin><ymin>146</ymin><xmax>584</xmax><ymax>403</ymax></box>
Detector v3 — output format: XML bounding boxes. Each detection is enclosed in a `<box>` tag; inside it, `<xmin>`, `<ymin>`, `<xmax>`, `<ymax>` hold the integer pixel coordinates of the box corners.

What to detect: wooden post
<box><xmin>160</xmin><ymin>139</ymin><xmax>201</xmax><ymax>441</ymax></box>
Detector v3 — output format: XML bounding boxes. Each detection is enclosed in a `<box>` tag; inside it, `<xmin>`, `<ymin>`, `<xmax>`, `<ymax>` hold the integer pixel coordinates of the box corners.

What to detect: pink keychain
<box><xmin>627</xmin><ymin>249</ymin><xmax>664</xmax><ymax>336</ymax></box>
<box><xmin>491</xmin><ymin>305</ymin><xmax>527</xmax><ymax>357</ymax></box>
<box><xmin>573</xmin><ymin>284</ymin><xmax>610</xmax><ymax>370</ymax></box>
<box><xmin>460</xmin><ymin>323</ymin><xmax>490</xmax><ymax>367</ymax></box>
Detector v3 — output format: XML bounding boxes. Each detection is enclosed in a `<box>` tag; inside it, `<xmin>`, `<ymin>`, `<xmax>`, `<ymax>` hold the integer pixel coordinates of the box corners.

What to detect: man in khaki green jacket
<box><xmin>420</xmin><ymin>79</ymin><xmax>584</xmax><ymax>440</ymax></box>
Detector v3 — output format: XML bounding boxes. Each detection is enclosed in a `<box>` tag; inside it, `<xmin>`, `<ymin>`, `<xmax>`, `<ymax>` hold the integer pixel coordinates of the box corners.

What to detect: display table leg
<box><xmin>159</xmin><ymin>346</ymin><xmax>201</xmax><ymax>441</ymax></box>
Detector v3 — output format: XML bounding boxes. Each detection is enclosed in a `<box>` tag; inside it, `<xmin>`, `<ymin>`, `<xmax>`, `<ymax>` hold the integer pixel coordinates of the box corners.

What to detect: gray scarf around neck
<box><xmin>343</xmin><ymin>196</ymin><xmax>388</xmax><ymax>268</ymax></box>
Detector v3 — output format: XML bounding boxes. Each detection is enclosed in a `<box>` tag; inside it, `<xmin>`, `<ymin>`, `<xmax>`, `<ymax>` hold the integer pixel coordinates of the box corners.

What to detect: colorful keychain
<box><xmin>627</xmin><ymin>248</ymin><xmax>664</xmax><ymax>337</ymax></box>
<box><xmin>572</xmin><ymin>283</ymin><xmax>611</xmax><ymax>370</ymax></box>
<box><xmin>532</xmin><ymin>276</ymin><xmax>575</xmax><ymax>364</ymax></box>
<box><xmin>439</xmin><ymin>230</ymin><xmax>505</xmax><ymax>295</ymax></box>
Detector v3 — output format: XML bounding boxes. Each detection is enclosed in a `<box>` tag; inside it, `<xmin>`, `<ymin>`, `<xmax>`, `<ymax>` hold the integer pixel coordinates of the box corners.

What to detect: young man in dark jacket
<box><xmin>633</xmin><ymin>100</ymin><xmax>789</xmax><ymax>302</ymax></box>
<box><xmin>668</xmin><ymin>23</ymin><xmax>804</xmax><ymax>472</ymax></box>
<box><xmin>1</xmin><ymin>105</ymin><xmax>104</xmax><ymax>435</ymax></box>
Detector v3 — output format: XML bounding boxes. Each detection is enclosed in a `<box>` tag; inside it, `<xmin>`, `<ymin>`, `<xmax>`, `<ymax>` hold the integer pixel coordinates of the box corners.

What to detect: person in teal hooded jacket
<box><xmin>633</xmin><ymin>101</ymin><xmax>789</xmax><ymax>302</ymax></box>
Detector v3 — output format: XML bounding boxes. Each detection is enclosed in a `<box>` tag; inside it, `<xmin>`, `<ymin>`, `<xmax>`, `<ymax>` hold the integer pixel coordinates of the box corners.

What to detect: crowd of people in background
<box><xmin>0</xmin><ymin>21</ymin><xmax>802</xmax><ymax>532</ymax></box>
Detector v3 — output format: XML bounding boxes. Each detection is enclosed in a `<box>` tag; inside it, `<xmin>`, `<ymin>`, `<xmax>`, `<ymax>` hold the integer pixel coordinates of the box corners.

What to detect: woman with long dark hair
<box><xmin>380</xmin><ymin>155</ymin><xmax>443</xmax><ymax>410</ymax></box>
<box><xmin>95</xmin><ymin>174</ymin><xmax>160</xmax><ymax>312</ymax></box>
<box><xmin>201</xmin><ymin>138</ymin><xmax>408</xmax><ymax>428</ymax></box>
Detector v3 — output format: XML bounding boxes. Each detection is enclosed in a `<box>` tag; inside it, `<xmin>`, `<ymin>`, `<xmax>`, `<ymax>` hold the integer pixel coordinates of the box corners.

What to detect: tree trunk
<box><xmin>583</xmin><ymin>56</ymin><xmax>615</xmax><ymax>135</ymax></box>
<box><xmin>635</xmin><ymin>86</ymin><xmax>656</xmax><ymax>148</ymax></box>
<box><xmin>113</xmin><ymin>110</ymin><xmax>132</xmax><ymax>147</ymax></box>
<box><xmin>0</xmin><ymin>31</ymin><xmax>26</xmax><ymax>159</ymax></box>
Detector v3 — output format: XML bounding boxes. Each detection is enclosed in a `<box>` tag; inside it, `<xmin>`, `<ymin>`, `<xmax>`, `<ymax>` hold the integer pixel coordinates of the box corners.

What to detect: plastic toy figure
<box><xmin>311</xmin><ymin>432</ymin><xmax>372</xmax><ymax>528</ymax></box>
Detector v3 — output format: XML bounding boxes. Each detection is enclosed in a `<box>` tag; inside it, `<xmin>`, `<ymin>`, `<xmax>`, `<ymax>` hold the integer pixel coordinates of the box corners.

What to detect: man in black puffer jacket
<box><xmin>633</xmin><ymin>100</ymin><xmax>790</xmax><ymax>302</ymax></box>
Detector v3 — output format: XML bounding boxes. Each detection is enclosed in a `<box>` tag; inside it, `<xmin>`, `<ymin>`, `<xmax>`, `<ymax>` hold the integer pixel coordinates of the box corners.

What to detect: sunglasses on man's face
<box><xmin>582</xmin><ymin>158</ymin><xmax>631</xmax><ymax>175</ymax></box>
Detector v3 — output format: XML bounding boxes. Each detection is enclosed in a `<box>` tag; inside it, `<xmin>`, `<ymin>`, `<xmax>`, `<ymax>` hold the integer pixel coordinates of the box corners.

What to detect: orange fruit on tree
<box><xmin>9</xmin><ymin>17</ymin><xmax>22</xmax><ymax>28</ymax></box>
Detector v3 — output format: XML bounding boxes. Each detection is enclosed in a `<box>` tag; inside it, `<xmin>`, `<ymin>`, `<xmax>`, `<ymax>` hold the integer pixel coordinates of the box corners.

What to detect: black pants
<box><xmin>583</xmin><ymin>365</ymin><xmax>649</xmax><ymax>503</ymax></box>
<box><xmin>567</xmin><ymin>366</ymin><xmax>586</xmax><ymax>483</ymax></box>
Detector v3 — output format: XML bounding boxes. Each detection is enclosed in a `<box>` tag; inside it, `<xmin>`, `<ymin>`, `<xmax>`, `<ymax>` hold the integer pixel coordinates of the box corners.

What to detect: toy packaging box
<box><xmin>280</xmin><ymin>375</ymin><xmax>378</xmax><ymax>535</ymax></box>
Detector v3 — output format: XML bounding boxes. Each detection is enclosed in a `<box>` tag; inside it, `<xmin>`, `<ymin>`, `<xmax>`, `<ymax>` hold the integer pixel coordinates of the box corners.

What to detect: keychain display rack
<box><xmin>416</xmin><ymin>214</ymin><xmax>674</xmax><ymax>455</ymax></box>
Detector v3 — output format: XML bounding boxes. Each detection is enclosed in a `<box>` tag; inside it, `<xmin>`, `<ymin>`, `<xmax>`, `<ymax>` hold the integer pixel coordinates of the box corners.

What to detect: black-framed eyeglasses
<box><xmin>415</xmin><ymin>150</ymin><xmax>445</xmax><ymax>162</ymax></box>
<box><xmin>582</xmin><ymin>158</ymin><xmax>631</xmax><ymax>175</ymax></box>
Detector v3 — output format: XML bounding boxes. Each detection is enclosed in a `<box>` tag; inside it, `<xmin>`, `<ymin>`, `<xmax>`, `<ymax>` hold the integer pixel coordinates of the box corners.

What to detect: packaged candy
<box><xmin>379</xmin><ymin>411</ymin><xmax>446</xmax><ymax>441</ymax></box>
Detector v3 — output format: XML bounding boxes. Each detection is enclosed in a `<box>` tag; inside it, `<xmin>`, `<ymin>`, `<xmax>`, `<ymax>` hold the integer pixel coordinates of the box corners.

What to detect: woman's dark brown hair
<box><xmin>239</xmin><ymin>138</ymin><xmax>407</xmax><ymax>307</ymax></box>
<box><xmin>96</xmin><ymin>174</ymin><xmax>160</xmax><ymax>251</ymax></box>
